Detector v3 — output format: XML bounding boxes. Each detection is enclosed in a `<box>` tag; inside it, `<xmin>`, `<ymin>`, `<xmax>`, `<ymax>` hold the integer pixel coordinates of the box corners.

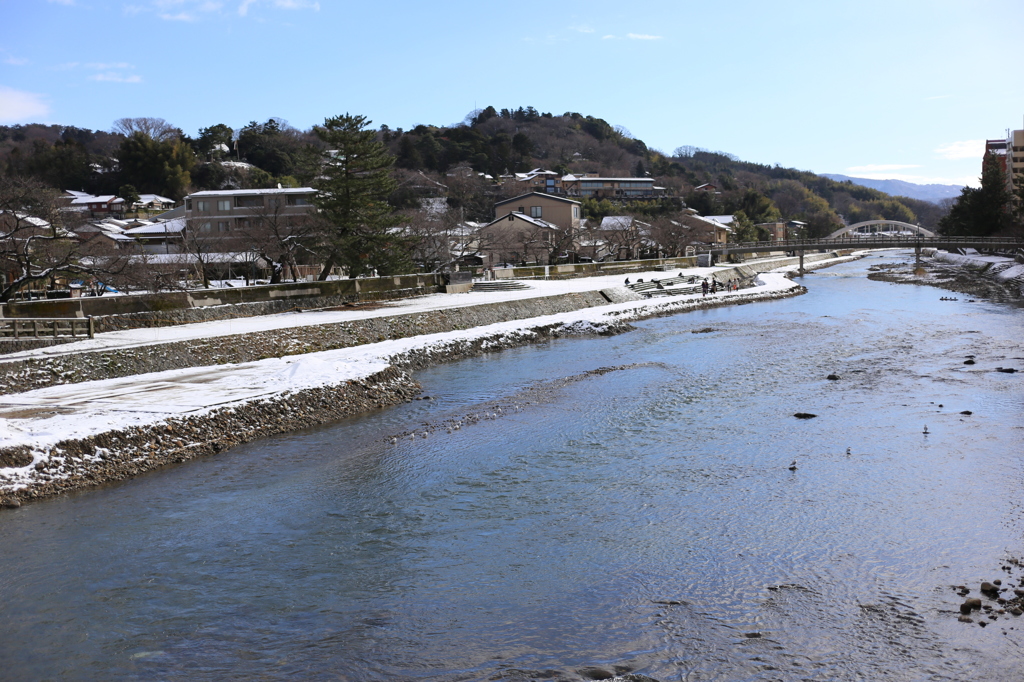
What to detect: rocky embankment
<box><xmin>0</xmin><ymin>278</ymin><xmax>806</xmax><ymax>507</ymax></box>
<box><xmin>866</xmin><ymin>252</ymin><xmax>1024</xmax><ymax>301</ymax></box>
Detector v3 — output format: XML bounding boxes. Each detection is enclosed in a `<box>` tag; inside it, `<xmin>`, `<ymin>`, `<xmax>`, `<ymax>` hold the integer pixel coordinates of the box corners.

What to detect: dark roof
<box><xmin>494</xmin><ymin>192</ymin><xmax>581</xmax><ymax>208</ymax></box>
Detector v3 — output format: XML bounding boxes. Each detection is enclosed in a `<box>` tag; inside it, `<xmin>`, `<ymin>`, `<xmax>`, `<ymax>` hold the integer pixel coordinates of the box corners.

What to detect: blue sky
<box><xmin>2</xmin><ymin>0</ymin><xmax>1022</xmax><ymax>187</ymax></box>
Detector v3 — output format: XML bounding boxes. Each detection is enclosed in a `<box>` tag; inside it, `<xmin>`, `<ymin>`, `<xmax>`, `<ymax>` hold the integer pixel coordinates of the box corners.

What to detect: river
<box><xmin>1</xmin><ymin>251</ymin><xmax>1023</xmax><ymax>681</ymax></box>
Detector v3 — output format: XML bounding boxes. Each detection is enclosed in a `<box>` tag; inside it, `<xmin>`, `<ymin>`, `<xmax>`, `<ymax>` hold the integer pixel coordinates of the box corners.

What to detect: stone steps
<box><xmin>471</xmin><ymin>281</ymin><xmax>532</xmax><ymax>292</ymax></box>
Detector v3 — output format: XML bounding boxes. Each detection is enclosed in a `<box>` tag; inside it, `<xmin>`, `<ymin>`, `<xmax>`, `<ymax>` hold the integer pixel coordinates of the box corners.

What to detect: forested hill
<box><xmin>0</xmin><ymin>107</ymin><xmax>947</xmax><ymax>238</ymax></box>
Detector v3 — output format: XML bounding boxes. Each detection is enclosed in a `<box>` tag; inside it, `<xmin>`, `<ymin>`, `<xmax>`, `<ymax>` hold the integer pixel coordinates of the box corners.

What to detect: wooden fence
<box><xmin>0</xmin><ymin>317</ymin><xmax>95</xmax><ymax>340</ymax></box>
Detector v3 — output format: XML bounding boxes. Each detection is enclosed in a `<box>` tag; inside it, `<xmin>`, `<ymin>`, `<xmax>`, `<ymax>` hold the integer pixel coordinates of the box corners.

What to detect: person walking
<box><xmin>711</xmin><ymin>279</ymin><xmax>718</xmax><ymax>294</ymax></box>
<box><xmin>701</xmin><ymin>278</ymin><xmax>709</xmax><ymax>297</ymax></box>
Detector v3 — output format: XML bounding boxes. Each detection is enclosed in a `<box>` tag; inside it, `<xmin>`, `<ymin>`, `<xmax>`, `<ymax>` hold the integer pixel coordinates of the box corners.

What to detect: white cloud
<box><xmin>571</xmin><ymin>24</ymin><xmax>594</xmax><ymax>33</ymax></box>
<box><xmin>847</xmin><ymin>164</ymin><xmax>921</xmax><ymax>173</ymax></box>
<box><xmin>238</xmin><ymin>0</ymin><xmax>256</xmax><ymax>14</ymax></box>
<box><xmin>47</xmin><ymin>0</ymin><xmax>75</xmax><ymax>5</ymax></box>
<box><xmin>89</xmin><ymin>73</ymin><xmax>143</xmax><ymax>83</ymax></box>
<box><xmin>4</xmin><ymin>57</ymin><xmax>29</xmax><ymax>66</ymax></box>
<box><xmin>85</xmin><ymin>62</ymin><xmax>133</xmax><ymax>70</ymax></box>
<box><xmin>160</xmin><ymin>11</ymin><xmax>195</xmax><ymax>20</ymax></box>
<box><xmin>627</xmin><ymin>33</ymin><xmax>662</xmax><ymax>40</ymax></box>
<box><xmin>273</xmin><ymin>0</ymin><xmax>319</xmax><ymax>8</ymax></box>
<box><xmin>601</xmin><ymin>34</ymin><xmax>616</xmax><ymax>40</ymax></box>
<box><xmin>934</xmin><ymin>139</ymin><xmax>985</xmax><ymax>160</ymax></box>
<box><xmin>0</xmin><ymin>86</ymin><xmax>50</xmax><ymax>124</ymax></box>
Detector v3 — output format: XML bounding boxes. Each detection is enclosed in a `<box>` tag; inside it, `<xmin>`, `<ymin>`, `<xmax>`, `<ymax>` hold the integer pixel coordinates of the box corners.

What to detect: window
<box><xmin>196</xmin><ymin>200</ymin><xmax>209</xmax><ymax>211</ymax></box>
<box><xmin>185</xmin><ymin>199</ymin><xmax>192</xmax><ymax>210</ymax></box>
<box><xmin>235</xmin><ymin>196</ymin><xmax>263</xmax><ymax>208</ymax></box>
<box><xmin>530</xmin><ymin>206</ymin><xmax>542</xmax><ymax>218</ymax></box>
<box><xmin>581</xmin><ymin>181</ymin><xmax>604</xmax><ymax>189</ymax></box>
<box><xmin>517</xmin><ymin>206</ymin><xmax>525</xmax><ymax>213</ymax></box>
<box><xmin>217</xmin><ymin>221</ymin><xmax>230</xmax><ymax>233</ymax></box>
<box><xmin>287</xmin><ymin>195</ymin><xmax>311</xmax><ymax>206</ymax></box>
<box><xmin>200</xmin><ymin>222</ymin><xmax>212</xmax><ymax>232</ymax></box>
<box><xmin>217</xmin><ymin>200</ymin><xmax>231</xmax><ymax>211</ymax></box>
<box><xmin>572</xmin><ymin>206</ymin><xmax>579</xmax><ymax>218</ymax></box>
<box><xmin>269</xmin><ymin>198</ymin><xmax>281</xmax><ymax>207</ymax></box>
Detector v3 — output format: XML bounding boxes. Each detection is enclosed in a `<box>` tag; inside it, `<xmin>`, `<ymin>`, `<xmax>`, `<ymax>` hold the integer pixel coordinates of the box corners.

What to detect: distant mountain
<box><xmin>821</xmin><ymin>174</ymin><xmax>963</xmax><ymax>204</ymax></box>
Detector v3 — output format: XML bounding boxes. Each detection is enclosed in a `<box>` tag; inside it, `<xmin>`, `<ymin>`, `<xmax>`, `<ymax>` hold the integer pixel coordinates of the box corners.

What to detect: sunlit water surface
<box><xmin>2</xmin><ymin>252</ymin><xmax>1023</xmax><ymax>681</ymax></box>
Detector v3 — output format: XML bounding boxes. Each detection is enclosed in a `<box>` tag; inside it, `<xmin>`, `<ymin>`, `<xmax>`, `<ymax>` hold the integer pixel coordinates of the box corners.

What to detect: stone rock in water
<box><xmin>964</xmin><ymin>359</ymin><xmax>975</xmax><ymax>365</ymax></box>
<box><xmin>826</xmin><ymin>374</ymin><xmax>841</xmax><ymax>380</ymax></box>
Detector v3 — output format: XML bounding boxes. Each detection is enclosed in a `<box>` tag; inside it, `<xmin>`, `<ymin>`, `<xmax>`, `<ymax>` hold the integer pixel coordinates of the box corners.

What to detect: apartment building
<box><xmin>183</xmin><ymin>187</ymin><xmax>316</xmax><ymax>250</ymax></box>
<box><xmin>561</xmin><ymin>175</ymin><xmax>662</xmax><ymax>199</ymax></box>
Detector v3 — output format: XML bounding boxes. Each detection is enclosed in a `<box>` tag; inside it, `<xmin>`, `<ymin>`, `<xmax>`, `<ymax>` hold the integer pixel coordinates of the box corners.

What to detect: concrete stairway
<box><xmin>471</xmin><ymin>281</ymin><xmax>532</xmax><ymax>292</ymax></box>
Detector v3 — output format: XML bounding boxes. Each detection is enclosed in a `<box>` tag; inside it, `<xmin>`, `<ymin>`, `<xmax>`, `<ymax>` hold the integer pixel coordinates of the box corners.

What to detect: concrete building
<box><xmin>183</xmin><ymin>187</ymin><xmax>317</xmax><ymax>252</ymax></box>
<box><xmin>560</xmin><ymin>176</ymin><xmax>661</xmax><ymax>199</ymax></box>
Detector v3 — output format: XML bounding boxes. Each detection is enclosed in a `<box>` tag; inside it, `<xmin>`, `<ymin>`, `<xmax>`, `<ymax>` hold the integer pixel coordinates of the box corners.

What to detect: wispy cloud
<box><xmin>89</xmin><ymin>72</ymin><xmax>143</xmax><ymax>83</ymax></box>
<box><xmin>273</xmin><ymin>0</ymin><xmax>319</xmax><ymax>9</ymax></box>
<box><xmin>627</xmin><ymin>33</ymin><xmax>663</xmax><ymax>40</ymax></box>
<box><xmin>601</xmin><ymin>34</ymin><xmax>617</xmax><ymax>40</ymax></box>
<box><xmin>847</xmin><ymin>164</ymin><xmax>921</xmax><ymax>173</ymax></box>
<box><xmin>571</xmin><ymin>24</ymin><xmax>594</xmax><ymax>33</ymax></box>
<box><xmin>47</xmin><ymin>0</ymin><xmax>75</xmax><ymax>5</ymax></box>
<box><xmin>4</xmin><ymin>57</ymin><xmax>29</xmax><ymax>66</ymax></box>
<box><xmin>85</xmin><ymin>62</ymin><xmax>133</xmax><ymax>70</ymax></box>
<box><xmin>934</xmin><ymin>139</ymin><xmax>984</xmax><ymax>160</ymax></box>
<box><xmin>160</xmin><ymin>11</ymin><xmax>196</xmax><ymax>20</ymax></box>
<box><xmin>0</xmin><ymin>86</ymin><xmax>50</xmax><ymax>124</ymax></box>
<box><xmin>238</xmin><ymin>0</ymin><xmax>256</xmax><ymax>15</ymax></box>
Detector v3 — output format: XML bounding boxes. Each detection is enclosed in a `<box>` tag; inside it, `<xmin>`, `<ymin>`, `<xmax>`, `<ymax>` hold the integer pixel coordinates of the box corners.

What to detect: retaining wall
<box><xmin>0</xmin><ymin>291</ymin><xmax>611</xmax><ymax>396</ymax></box>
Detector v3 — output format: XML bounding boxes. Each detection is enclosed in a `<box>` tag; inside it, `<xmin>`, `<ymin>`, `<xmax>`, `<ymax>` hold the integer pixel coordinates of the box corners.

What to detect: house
<box><xmin>501</xmin><ymin>169</ymin><xmax>564</xmax><ymax>195</ymax></box>
<box><xmin>675</xmin><ymin>213</ymin><xmax>730</xmax><ymax>245</ymax></box>
<box><xmin>135</xmin><ymin>194</ymin><xmax>176</xmax><ymax>211</ymax></box>
<box><xmin>757</xmin><ymin>222</ymin><xmax>787</xmax><ymax>242</ymax></box>
<box><xmin>72</xmin><ymin>219</ymin><xmax>137</xmax><ymax>250</ymax></box>
<box><xmin>492</xmin><ymin>192</ymin><xmax>581</xmax><ymax>232</ymax></box>
<box><xmin>478</xmin><ymin>211</ymin><xmax>567</xmax><ymax>267</ymax></box>
<box><xmin>62</xmin><ymin>191</ymin><xmax>126</xmax><ymax>219</ymax></box>
<box><xmin>124</xmin><ymin>218</ymin><xmax>186</xmax><ymax>254</ymax></box>
<box><xmin>577</xmin><ymin>215</ymin><xmax>653</xmax><ymax>261</ymax></box>
<box><xmin>706</xmin><ymin>214</ymin><xmax>735</xmax><ymax>227</ymax></box>
<box><xmin>694</xmin><ymin>183</ymin><xmax>718</xmax><ymax>193</ymax></box>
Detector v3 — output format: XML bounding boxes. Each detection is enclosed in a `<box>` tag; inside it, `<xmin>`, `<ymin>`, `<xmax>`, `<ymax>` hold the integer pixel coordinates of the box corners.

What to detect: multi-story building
<box><xmin>1006</xmin><ymin>129</ymin><xmax>1024</xmax><ymax>190</ymax></box>
<box><xmin>561</xmin><ymin>175</ymin><xmax>662</xmax><ymax>199</ymax></box>
<box><xmin>183</xmin><ymin>187</ymin><xmax>316</xmax><ymax>251</ymax></box>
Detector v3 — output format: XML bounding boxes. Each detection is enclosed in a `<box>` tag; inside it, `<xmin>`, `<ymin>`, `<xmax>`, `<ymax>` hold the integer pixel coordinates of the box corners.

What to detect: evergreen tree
<box><xmin>939</xmin><ymin>155</ymin><xmax>1010</xmax><ymax>236</ymax></box>
<box><xmin>312</xmin><ymin>114</ymin><xmax>408</xmax><ymax>278</ymax></box>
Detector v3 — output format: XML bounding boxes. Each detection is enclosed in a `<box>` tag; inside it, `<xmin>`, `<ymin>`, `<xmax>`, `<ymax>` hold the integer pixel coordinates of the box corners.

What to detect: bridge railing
<box><xmin>695</xmin><ymin>235</ymin><xmax>1023</xmax><ymax>253</ymax></box>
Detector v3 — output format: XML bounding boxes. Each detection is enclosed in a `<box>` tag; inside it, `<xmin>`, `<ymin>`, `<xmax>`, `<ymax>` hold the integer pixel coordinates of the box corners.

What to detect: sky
<box><xmin>2</xmin><ymin>0</ymin><xmax>1023</xmax><ymax>188</ymax></box>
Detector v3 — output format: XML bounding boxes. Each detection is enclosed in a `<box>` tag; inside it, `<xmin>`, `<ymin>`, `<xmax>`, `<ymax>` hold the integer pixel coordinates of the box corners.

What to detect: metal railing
<box><xmin>0</xmin><ymin>316</ymin><xmax>95</xmax><ymax>340</ymax></box>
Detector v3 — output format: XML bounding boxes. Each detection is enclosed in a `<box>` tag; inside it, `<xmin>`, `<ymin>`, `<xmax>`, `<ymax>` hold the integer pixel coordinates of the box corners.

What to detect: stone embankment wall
<box><xmin>0</xmin><ymin>291</ymin><xmax>609</xmax><ymax>396</ymax></box>
<box><xmin>927</xmin><ymin>249</ymin><xmax>1024</xmax><ymax>293</ymax></box>
<box><xmin>0</xmin><ymin>282</ymin><xmax>807</xmax><ymax>508</ymax></box>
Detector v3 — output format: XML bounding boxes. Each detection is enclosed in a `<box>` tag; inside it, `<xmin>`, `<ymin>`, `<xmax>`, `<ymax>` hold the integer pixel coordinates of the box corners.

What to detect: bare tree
<box><xmin>112</xmin><ymin>117</ymin><xmax>178</xmax><ymax>142</ymax></box>
<box><xmin>0</xmin><ymin>175</ymin><xmax>138</xmax><ymax>301</ymax></box>
<box><xmin>236</xmin><ymin>200</ymin><xmax>320</xmax><ymax>283</ymax></box>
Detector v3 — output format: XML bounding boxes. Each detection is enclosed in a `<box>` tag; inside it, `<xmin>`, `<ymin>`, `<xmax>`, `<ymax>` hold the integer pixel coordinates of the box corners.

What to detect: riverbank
<box><xmin>0</xmin><ymin>270</ymin><xmax>812</xmax><ymax>507</ymax></box>
<box><xmin>866</xmin><ymin>249</ymin><xmax>1024</xmax><ymax>302</ymax></box>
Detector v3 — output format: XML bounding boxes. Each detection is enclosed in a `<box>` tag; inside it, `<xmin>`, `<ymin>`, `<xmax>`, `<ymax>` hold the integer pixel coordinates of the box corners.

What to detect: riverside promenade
<box><xmin>0</xmin><ymin>251</ymin><xmax>859</xmax><ymax>505</ymax></box>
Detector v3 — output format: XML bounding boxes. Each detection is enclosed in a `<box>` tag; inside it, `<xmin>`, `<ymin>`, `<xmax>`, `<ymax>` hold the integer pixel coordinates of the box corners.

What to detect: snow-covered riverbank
<box><xmin>0</xmin><ymin>268</ymin><xmax>815</xmax><ymax>506</ymax></box>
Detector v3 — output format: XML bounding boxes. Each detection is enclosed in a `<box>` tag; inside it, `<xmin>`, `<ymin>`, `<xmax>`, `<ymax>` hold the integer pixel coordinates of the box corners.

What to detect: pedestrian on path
<box><xmin>702</xmin><ymin>278</ymin><xmax>709</xmax><ymax>297</ymax></box>
<box><xmin>711</xmin><ymin>279</ymin><xmax>718</xmax><ymax>294</ymax></box>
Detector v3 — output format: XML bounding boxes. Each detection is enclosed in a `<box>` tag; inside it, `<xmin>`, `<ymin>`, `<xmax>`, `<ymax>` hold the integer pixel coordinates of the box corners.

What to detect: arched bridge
<box><xmin>827</xmin><ymin>220</ymin><xmax>937</xmax><ymax>239</ymax></box>
<box><xmin>694</xmin><ymin>234</ymin><xmax>1022</xmax><ymax>270</ymax></box>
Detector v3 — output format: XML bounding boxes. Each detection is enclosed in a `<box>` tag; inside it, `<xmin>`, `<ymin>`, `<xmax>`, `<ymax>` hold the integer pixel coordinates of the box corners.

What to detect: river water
<box><xmin>2</xmin><ymin>251</ymin><xmax>1023</xmax><ymax>681</ymax></box>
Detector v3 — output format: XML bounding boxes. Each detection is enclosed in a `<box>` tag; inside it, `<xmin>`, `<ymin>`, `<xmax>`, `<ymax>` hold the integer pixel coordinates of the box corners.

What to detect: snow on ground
<box><xmin>0</xmin><ymin>256</ymin><xmax>857</xmax><ymax>362</ymax></box>
<box><xmin>0</xmin><ymin>271</ymin><xmax>803</xmax><ymax>480</ymax></box>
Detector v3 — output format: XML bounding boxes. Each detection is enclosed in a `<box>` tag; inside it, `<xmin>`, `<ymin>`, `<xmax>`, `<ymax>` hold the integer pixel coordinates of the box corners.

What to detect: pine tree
<box><xmin>312</xmin><ymin>114</ymin><xmax>407</xmax><ymax>278</ymax></box>
<box><xmin>939</xmin><ymin>154</ymin><xmax>1010</xmax><ymax>236</ymax></box>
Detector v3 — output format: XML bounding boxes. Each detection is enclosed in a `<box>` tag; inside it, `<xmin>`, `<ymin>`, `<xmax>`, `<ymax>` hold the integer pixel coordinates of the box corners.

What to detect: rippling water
<box><xmin>2</xmin><ymin>251</ymin><xmax>1023</xmax><ymax>681</ymax></box>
